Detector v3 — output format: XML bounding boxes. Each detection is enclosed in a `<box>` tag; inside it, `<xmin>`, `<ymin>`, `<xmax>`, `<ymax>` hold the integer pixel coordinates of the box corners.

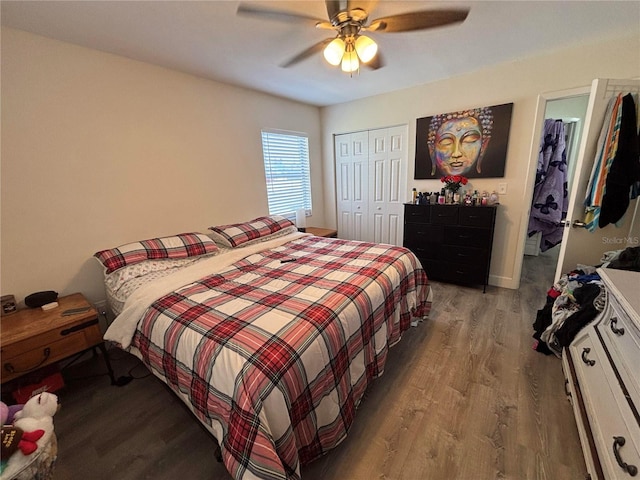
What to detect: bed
<box><xmin>95</xmin><ymin>216</ymin><xmax>432</xmax><ymax>480</ymax></box>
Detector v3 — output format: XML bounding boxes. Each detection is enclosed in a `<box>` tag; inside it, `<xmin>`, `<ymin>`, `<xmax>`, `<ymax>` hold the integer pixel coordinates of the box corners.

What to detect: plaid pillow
<box><xmin>95</xmin><ymin>233</ymin><xmax>219</xmax><ymax>274</ymax></box>
<box><xmin>208</xmin><ymin>215</ymin><xmax>295</xmax><ymax>248</ymax></box>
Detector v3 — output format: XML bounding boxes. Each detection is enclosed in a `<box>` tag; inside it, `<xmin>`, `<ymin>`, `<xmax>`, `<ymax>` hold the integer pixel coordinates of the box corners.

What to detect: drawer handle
<box><xmin>458</xmin><ymin>235</ymin><xmax>472</xmax><ymax>239</ymax></box>
<box><xmin>564</xmin><ymin>379</ymin><xmax>571</xmax><ymax>398</ymax></box>
<box><xmin>612</xmin><ymin>436</ymin><xmax>638</xmax><ymax>477</ymax></box>
<box><xmin>468</xmin><ymin>215</ymin><xmax>479</xmax><ymax>219</ymax></box>
<box><xmin>4</xmin><ymin>347</ymin><xmax>51</xmax><ymax>374</ymax></box>
<box><xmin>60</xmin><ymin>318</ymin><xmax>99</xmax><ymax>335</ymax></box>
<box><xmin>457</xmin><ymin>253</ymin><xmax>472</xmax><ymax>257</ymax></box>
<box><xmin>610</xmin><ymin>317</ymin><xmax>625</xmax><ymax>336</ymax></box>
<box><xmin>581</xmin><ymin>347</ymin><xmax>595</xmax><ymax>366</ymax></box>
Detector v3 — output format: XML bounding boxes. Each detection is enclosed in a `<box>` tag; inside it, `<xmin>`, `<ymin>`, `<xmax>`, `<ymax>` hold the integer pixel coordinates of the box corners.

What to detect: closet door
<box><xmin>555</xmin><ymin>78</ymin><xmax>640</xmax><ymax>280</ymax></box>
<box><xmin>335</xmin><ymin>131</ymin><xmax>369</xmax><ymax>241</ymax></box>
<box><xmin>368</xmin><ymin>126</ymin><xmax>408</xmax><ymax>245</ymax></box>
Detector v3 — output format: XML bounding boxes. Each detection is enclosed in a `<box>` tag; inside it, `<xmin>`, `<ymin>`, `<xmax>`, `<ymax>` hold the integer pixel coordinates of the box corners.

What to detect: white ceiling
<box><xmin>2</xmin><ymin>1</ymin><xmax>639</xmax><ymax>107</ymax></box>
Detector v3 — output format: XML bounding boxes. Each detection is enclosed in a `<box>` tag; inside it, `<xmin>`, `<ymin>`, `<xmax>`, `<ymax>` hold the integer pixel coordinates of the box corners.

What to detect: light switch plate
<box><xmin>498</xmin><ymin>182</ymin><xmax>508</xmax><ymax>195</ymax></box>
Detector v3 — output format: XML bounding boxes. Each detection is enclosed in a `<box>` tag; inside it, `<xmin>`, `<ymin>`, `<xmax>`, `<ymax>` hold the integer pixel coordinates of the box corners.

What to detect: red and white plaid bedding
<box><xmin>125</xmin><ymin>235</ymin><xmax>430</xmax><ymax>479</ymax></box>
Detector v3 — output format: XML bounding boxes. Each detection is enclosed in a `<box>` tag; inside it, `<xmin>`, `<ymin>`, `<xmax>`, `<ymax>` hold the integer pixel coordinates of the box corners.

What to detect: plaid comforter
<box><xmin>130</xmin><ymin>235</ymin><xmax>430</xmax><ymax>479</ymax></box>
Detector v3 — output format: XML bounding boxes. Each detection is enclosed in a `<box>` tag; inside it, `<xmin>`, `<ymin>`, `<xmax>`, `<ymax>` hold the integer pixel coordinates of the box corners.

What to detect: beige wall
<box><xmin>1</xmin><ymin>28</ymin><xmax>324</xmax><ymax>305</ymax></box>
<box><xmin>320</xmin><ymin>32</ymin><xmax>640</xmax><ymax>289</ymax></box>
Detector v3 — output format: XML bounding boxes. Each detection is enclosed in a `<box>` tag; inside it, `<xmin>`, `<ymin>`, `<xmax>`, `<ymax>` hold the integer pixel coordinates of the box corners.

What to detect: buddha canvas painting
<box><xmin>415</xmin><ymin>102</ymin><xmax>513</xmax><ymax>179</ymax></box>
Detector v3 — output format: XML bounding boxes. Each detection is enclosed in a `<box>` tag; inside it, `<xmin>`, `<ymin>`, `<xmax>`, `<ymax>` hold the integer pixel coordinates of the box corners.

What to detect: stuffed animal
<box><xmin>13</xmin><ymin>392</ymin><xmax>59</xmax><ymax>434</ymax></box>
<box><xmin>0</xmin><ymin>403</ymin><xmax>24</xmax><ymax>427</ymax></box>
<box><xmin>0</xmin><ymin>392</ymin><xmax>58</xmax><ymax>474</ymax></box>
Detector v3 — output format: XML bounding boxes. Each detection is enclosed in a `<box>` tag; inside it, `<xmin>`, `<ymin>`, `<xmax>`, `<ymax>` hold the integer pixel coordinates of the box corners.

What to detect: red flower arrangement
<box><xmin>441</xmin><ymin>175</ymin><xmax>468</xmax><ymax>193</ymax></box>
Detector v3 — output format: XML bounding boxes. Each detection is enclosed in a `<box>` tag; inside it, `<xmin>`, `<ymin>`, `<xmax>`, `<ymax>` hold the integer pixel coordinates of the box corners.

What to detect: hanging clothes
<box><xmin>528</xmin><ymin>119</ymin><xmax>569</xmax><ymax>251</ymax></box>
<box><xmin>583</xmin><ymin>94</ymin><xmax>623</xmax><ymax>231</ymax></box>
<box><xmin>599</xmin><ymin>93</ymin><xmax>640</xmax><ymax>227</ymax></box>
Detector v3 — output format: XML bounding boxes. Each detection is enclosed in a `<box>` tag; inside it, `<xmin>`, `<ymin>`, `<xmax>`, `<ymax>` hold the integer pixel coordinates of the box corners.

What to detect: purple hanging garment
<box><xmin>528</xmin><ymin>119</ymin><xmax>569</xmax><ymax>252</ymax></box>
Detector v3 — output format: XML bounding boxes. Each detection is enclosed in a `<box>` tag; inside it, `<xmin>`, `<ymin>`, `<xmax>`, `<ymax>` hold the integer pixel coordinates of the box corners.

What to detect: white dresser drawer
<box><xmin>597</xmin><ymin>295</ymin><xmax>640</xmax><ymax>407</ymax></box>
<box><xmin>570</xmin><ymin>333</ymin><xmax>640</xmax><ymax>478</ymax></box>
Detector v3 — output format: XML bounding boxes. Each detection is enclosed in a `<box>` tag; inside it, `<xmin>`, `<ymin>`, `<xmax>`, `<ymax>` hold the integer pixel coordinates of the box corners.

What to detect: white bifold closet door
<box><xmin>335</xmin><ymin>125</ymin><xmax>408</xmax><ymax>245</ymax></box>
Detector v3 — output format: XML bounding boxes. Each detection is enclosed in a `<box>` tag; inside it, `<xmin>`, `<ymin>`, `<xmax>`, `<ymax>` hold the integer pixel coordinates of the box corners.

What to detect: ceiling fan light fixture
<box><xmin>341</xmin><ymin>47</ymin><xmax>359</xmax><ymax>73</ymax></box>
<box><xmin>323</xmin><ymin>37</ymin><xmax>346</xmax><ymax>66</ymax></box>
<box><xmin>354</xmin><ymin>35</ymin><xmax>377</xmax><ymax>63</ymax></box>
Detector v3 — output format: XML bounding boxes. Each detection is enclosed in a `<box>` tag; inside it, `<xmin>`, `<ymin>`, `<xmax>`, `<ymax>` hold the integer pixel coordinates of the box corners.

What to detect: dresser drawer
<box><xmin>431</xmin><ymin>205</ymin><xmax>459</xmax><ymax>225</ymax></box>
<box><xmin>596</xmin><ymin>296</ymin><xmax>640</xmax><ymax>407</ymax></box>
<box><xmin>404</xmin><ymin>204</ymin><xmax>431</xmax><ymax>224</ymax></box>
<box><xmin>439</xmin><ymin>245</ymin><xmax>488</xmax><ymax>267</ymax></box>
<box><xmin>570</xmin><ymin>334</ymin><xmax>640</xmax><ymax>479</ymax></box>
<box><xmin>422</xmin><ymin>260</ymin><xmax>486</xmax><ymax>285</ymax></box>
<box><xmin>444</xmin><ymin>226</ymin><xmax>492</xmax><ymax>247</ymax></box>
<box><xmin>404</xmin><ymin>243</ymin><xmax>440</xmax><ymax>261</ymax></box>
<box><xmin>404</xmin><ymin>223</ymin><xmax>444</xmax><ymax>244</ymax></box>
<box><xmin>459</xmin><ymin>207</ymin><xmax>494</xmax><ymax>227</ymax></box>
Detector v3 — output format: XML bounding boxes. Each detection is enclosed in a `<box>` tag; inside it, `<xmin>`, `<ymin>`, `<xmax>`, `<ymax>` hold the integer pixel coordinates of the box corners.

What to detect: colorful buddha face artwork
<box><xmin>415</xmin><ymin>103</ymin><xmax>513</xmax><ymax>179</ymax></box>
<box><xmin>433</xmin><ymin>116</ymin><xmax>485</xmax><ymax>176</ymax></box>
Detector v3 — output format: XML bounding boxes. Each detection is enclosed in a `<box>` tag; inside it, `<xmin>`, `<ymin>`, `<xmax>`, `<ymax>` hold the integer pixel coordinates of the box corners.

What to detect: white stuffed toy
<box><xmin>13</xmin><ymin>392</ymin><xmax>59</xmax><ymax>436</ymax></box>
<box><xmin>0</xmin><ymin>393</ymin><xmax>59</xmax><ymax>479</ymax></box>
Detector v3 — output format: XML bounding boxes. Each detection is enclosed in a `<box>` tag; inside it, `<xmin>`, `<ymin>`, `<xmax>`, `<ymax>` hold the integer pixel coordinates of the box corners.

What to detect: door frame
<box><xmin>513</xmin><ymin>85</ymin><xmax>591</xmax><ymax>289</ymax></box>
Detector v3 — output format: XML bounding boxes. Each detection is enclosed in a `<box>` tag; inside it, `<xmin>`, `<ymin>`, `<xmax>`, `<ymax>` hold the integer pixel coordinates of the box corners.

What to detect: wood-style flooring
<box><xmin>49</xmin><ymin>249</ymin><xmax>586</xmax><ymax>479</ymax></box>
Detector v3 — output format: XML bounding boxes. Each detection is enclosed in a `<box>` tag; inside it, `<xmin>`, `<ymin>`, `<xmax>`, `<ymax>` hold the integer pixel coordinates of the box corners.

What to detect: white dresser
<box><xmin>563</xmin><ymin>268</ymin><xmax>640</xmax><ymax>479</ymax></box>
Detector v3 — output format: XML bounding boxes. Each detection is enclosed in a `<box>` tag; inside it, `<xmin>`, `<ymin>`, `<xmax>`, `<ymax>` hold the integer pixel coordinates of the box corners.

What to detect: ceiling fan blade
<box><xmin>325</xmin><ymin>0</ymin><xmax>347</xmax><ymax>22</ymax></box>
<box><xmin>316</xmin><ymin>21</ymin><xmax>335</xmax><ymax>30</ymax></box>
<box><xmin>237</xmin><ymin>3</ymin><xmax>326</xmax><ymax>25</ymax></box>
<box><xmin>367</xmin><ymin>9</ymin><xmax>469</xmax><ymax>32</ymax></box>
<box><xmin>280</xmin><ymin>38</ymin><xmax>334</xmax><ymax>68</ymax></box>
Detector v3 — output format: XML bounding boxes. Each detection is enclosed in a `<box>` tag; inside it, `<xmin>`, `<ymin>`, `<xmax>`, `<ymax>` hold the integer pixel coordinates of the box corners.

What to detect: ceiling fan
<box><xmin>237</xmin><ymin>1</ymin><xmax>469</xmax><ymax>74</ymax></box>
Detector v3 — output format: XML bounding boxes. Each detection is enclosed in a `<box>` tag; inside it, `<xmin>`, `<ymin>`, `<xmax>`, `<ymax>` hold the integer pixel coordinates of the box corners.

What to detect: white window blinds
<box><xmin>261</xmin><ymin>129</ymin><xmax>312</xmax><ymax>217</ymax></box>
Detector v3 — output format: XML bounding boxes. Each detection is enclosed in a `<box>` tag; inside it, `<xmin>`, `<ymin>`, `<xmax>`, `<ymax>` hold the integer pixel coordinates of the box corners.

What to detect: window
<box><xmin>261</xmin><ymin>129</ymin><xmax>312</xmax><ymax>218</ymax></box>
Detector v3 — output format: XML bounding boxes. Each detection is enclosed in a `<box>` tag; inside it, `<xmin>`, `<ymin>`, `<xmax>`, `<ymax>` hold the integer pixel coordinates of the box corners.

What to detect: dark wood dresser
<box><xmin>403</xmin><ymin>203</ymin><xmax>497</xmax><ymax>292</ymax></box>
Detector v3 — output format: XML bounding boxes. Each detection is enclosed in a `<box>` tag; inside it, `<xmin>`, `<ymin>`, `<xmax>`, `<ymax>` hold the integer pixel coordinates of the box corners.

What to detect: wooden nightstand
<box><xmin>306</xmin><ymin>227</ymin><xmax>338</xmax><ymax>238</ymax></box>
<box><xmin>0</xmin><ymin>293</ymin><xmax>116</xmax><ymax>385</ymax></box>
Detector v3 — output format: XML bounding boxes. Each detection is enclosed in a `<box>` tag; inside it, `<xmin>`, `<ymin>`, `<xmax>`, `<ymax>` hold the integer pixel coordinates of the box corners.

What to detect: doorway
<box><xmin>520</xmin><ymin>89</ymin><xmax>590</xmax><ymax>288</ymax></box>
<box><xmin>518</xmin><ymin>79</ymin><xmax>640</xmax><ymax>290</ymax></box>
<box><xmin>523</xmin><ymin>95</ymin><xmax>590</xmax><ymax>281</ymax></box>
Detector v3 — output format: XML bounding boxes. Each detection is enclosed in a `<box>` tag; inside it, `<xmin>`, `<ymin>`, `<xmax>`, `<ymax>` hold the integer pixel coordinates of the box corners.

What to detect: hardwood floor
<box><xmin>50</xmin><ymin>251</ymin><xmax>586</xmax><ymax>479</ymax></box>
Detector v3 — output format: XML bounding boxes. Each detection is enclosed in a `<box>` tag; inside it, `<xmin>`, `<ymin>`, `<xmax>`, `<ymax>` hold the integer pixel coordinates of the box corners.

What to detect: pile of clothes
<box><xmin>533</xmin><ymin>267</ymin><xmax>605</xmax><ymax>356</ymax></box>
<box><xmin>532</xmin><ymin>246</ymin><xmax>640</xmax><ymax>356</ymax></box>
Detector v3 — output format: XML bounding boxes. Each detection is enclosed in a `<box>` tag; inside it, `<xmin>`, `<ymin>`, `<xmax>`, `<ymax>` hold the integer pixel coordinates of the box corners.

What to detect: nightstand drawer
<box><xmin>2</xmin><ymin>331</ymin><xmax>97</xmax><ymax>383</ymax></box>
<box><xmin>1</xmin><ymin>319</ymin><xmax>102</xmax><ymax>360</ymax></box>
<box><xmin>0</xmin><ymin>293</ymin><xmax>117</xmax><ymax>387</ymax></box>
